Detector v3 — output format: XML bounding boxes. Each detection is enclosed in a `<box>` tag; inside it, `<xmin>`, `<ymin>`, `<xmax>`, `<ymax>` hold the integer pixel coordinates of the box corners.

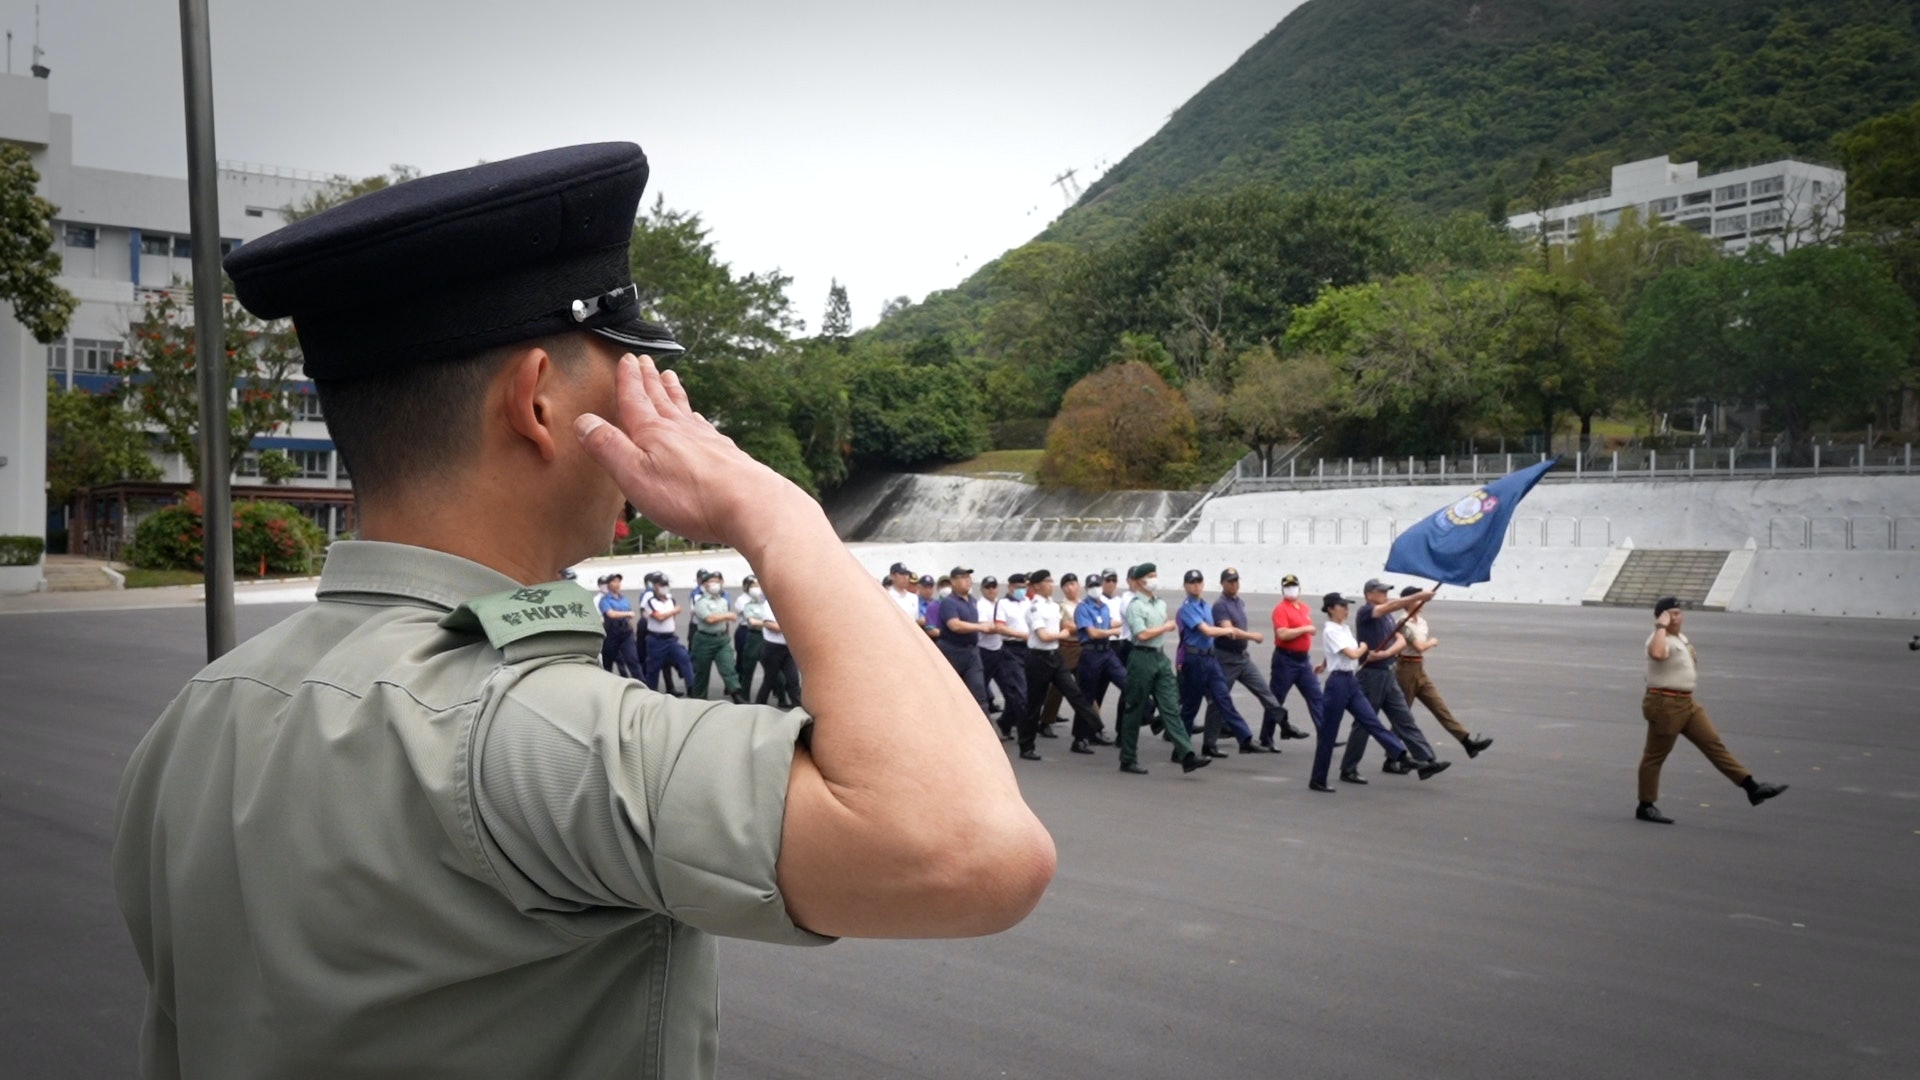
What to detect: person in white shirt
<box><xmin>887</xmin><ymin>561</ymin><xmax>922</xmax><ymax>624</ymax></box>
<box><xmin>753</xmin><ymin>594</ymin><xmax>799</xmax><ymax>709</ymax></box>
<box><xmin>641</xmin><ymin>572</ymin><xmax>694</xmax><ymax>694</ymax></box>
<box><xmin>977</xmin><ymin>576</ymin><xmax>1015</xmax><ymax>737</ymax></box>
<box><xmin>1313</xmin><ymin>592</ymin><xmax>1438</xmax><ymax>791</ymax></box>
<box><xmin>984</xmin><ymin>574</ymin><xmax>1037</xmax><ymax>752</ymax></box>
<box><xmin>1021</xmin><ymin>569</ymin><xmax>1106</xmax><ymax>755</ymax></box>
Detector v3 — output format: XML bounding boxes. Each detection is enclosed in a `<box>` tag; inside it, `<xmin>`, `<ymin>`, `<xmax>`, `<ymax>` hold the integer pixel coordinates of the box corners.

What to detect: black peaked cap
<box><xmin>223</xmin><ymin>142</ymin><xmax>681</xmax><ymax>380</ymax></box>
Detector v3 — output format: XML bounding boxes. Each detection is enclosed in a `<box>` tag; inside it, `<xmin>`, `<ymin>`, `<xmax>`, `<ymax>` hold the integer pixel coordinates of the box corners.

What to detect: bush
<box><xmin>0</xmin><ymin>535</ymin><xmax>45</xmax><ymax>566</ymax></box>
<box><xmin>129</xmin><ymin>493</ymin><xmax>326</xmax><ymax>575</ymax></box>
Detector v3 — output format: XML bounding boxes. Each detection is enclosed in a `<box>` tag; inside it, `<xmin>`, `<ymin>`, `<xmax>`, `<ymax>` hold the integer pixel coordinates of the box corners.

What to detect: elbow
<box><xmin>934</xmin><ymin>808</ymin><xmax>1057</xmax><ymax>935</ymax></box>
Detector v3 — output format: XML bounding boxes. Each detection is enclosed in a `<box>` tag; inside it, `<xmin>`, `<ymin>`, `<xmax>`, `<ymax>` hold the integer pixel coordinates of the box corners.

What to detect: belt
<box><xmin>1646</xmin><ymin>687</ymin><xmax>1693</xmax><ymax>697</ymax></box>
<box><xmin>1275</xmin><ymin>649</ymin><xmax>1312</xmax><ymax>660</ymax></box>
<box><xmin>1186</xmin><ymin>648</ymin><xmax>1214</xmax><ymax>657</ymax></box>
<box><xmin>647</xmin><ymin>630</ymin><xmax>678</xmax><ymax>638</ymax></box>
<box><xmin>1004</xmin><ymin>641</ymin><xmax>1029</xmax><ymax>650</ymax></box>
<box><xmin>1400</xmin><ymin>655</ymin><xmax>1423</xmax><ymax>663</ymax></box>
<box><xmin>1083</xmin><ymin>642</ymin><xmax>1108</xmax><ymax>651</ymax></box>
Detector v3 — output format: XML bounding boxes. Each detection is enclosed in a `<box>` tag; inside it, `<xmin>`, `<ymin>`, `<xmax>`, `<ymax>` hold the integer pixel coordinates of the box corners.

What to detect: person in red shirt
<box><xmin>1264</xmin><ymin>574</ymin><xmax>1322</xmax><ymax>749</ymax></box>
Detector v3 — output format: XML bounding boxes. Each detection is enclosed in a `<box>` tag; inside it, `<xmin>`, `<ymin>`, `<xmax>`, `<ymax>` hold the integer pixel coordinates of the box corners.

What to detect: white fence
<box><xmin>1229</xmin><ymin>444</ymin><xmax>1918</xmax><ymax>492</ymax></box>
<box><xmin>1765</xmin><ymin>516</ymin><xmax>1920</xmax><ymax>551</ymax></box>
<box><xmin>1197</xmin><ymin>514</ymin><xmax>1614</xmax><ymax>548</ymax></box>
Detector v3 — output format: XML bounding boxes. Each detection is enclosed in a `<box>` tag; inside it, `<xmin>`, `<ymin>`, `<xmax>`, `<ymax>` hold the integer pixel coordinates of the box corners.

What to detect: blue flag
<box><xmin>1385</xmin><ymin>458</ymin><xmax>1558</xmax><ymax>587</ymax></box>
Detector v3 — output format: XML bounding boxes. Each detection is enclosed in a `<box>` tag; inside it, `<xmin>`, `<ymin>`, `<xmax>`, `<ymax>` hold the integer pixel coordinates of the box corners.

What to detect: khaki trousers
<box><xmin>1395</xmin><ymin>660</ymin><xmax>1470</xmax><ymax>745</ymax></box>
<box><xmin>1639</xmin><ymin>692</ymin><xmax>1750</xmax><ymax>803</ymax></box>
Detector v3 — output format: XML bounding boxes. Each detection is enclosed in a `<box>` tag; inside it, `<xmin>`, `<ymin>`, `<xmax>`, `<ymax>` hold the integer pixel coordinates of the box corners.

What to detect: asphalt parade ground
<box><xmin>3</xmin><ymin>595</ymin><xmax>1917</xmax><ymax>1079</ymax></box>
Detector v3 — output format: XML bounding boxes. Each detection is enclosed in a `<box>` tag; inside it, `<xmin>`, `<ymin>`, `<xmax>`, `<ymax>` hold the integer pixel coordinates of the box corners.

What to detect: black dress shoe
<box><xmin>1416</xmin><ymin>759</ymin><xmax>1451</xmax><ymax>781</ymax></box>
<box><xmin>1309</xmin><ymin>779</ymin><xmax>1334</xmax><ymax>793</ymax></box>
<box><xmin>1149</xmin><ymin>718</ymin><xmax>1164</xmax><ymax>735</ymax></box>
<box><xmin>988</xmin><ymin>700</ymin><xmax>1002</xmax><ymax>714</ymax></box>
<box><xmin>1181</xmin><ymin>752</ymin><xmax>1213</xmax><ymax>774</ymax></box>
<box><xmin>1019</xmin><ymin>749</ymin><xmax>1042</xmax><ymax>762</ymax></box>
<box><xmin>1257</xmin><ymin>742</ymin><xmax>1279</xmax><ymax>752</ymax></box>
<box><xmin>1238</xmin><ymin>742</ymin><xmax>1273</xmax><ymax>754</ymax></box>
<box><xmin>1339</xmin><ymin>770</ymin><xmax>1368</xmax><ymax>785</ymax></box>
<box><xmin>1039</xmin><ymin>725</ymin><xmax>1059</xmax><ymax>739</ymax></box>
<box><xmin>1088</xmin><ymin>734</ymin><xmax>1115</xmax><ymax>746</ymax></box>
<box><xmin>1746</xmin><ymin>780</ymin><xmax>1789</xmax><ymax>806</ymax></box>
<box><xmin>1071</xmin><ymin>739</ymin><xmax>1094</xmax><ymax>755</ymax></box>
<box><xmin>1382</xmin><ymin>758</ymin><xmax>1411</xmax><ymax>775</ymax></box>
<box><xmin>1120</xmin><ymin>762</ymin><xmax>1149</xmax><ymax>775</ymax></box>
<box><xmin>1636</xmin><ymin>802</ymin><xmax>1675</xmax><ymax>824</ymax></box>
<box><xmin>1203</xmin><ymin>746</ymin><xmax>1230</xmax><ymax>759</ymax></box>
<box><xmin>1283</xmin><ymin>728</ymin><xmax>1311</xmax><ymax>740</ymax></box>
<box><xmin>727</xmin><ymin>689</ymin><xmax>747</xmax><ymax>705</ymax></box>
<box><xmin>1464</xmin><ymin>735</ymin><xmax>1492</xmax><ymax>758</ymax></box>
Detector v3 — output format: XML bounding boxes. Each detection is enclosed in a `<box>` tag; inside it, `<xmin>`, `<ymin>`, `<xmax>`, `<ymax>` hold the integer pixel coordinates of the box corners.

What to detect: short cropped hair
<box><xmin>316</xmin><ymin>333</ymin><xmax>592</xmax><ymax>500</ymax></box>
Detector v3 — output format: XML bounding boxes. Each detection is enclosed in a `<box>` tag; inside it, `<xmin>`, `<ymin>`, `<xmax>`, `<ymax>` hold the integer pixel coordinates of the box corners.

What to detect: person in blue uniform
<box><xmin>1075</xmin><ymin>579</ymin><xmax>1127</xmax><ymax>728</ymax></box>
<box><xmin>1174</xmin><ymin>569</ymin><xmax>1262</xmax><ymax>758</ymax></box>
<box><xmin>597</xmin><ymin>573</ymin><xmax>641</xmax><ymax>679</ymax></box>
<box><xmin>936</xmin><ymin>567</ymin><xmax>997</xmax><ymax>728</ymax></box>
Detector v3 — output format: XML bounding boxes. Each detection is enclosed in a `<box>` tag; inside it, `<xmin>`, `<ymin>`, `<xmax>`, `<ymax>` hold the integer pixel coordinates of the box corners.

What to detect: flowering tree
<box><xmin>122</xmin><ymin>284</ymin><xmax>300</xmax><ymax>485</ymax></box>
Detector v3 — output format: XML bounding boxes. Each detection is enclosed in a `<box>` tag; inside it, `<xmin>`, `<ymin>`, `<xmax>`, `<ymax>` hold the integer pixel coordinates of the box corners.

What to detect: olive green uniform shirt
<box><xmin>1125</xmin><ymin>595</ymin><xmax>1169</xmax><ymax>651</ymax></box>
<box><xmin>113</xmin><ymin>541</ymin><xmax>827</xmax><ymax>1080</ymax></box>
<box><xmin>691</xmin><ymin>592</ymin><xmax>733</xmax><ymax>636</ymax></box>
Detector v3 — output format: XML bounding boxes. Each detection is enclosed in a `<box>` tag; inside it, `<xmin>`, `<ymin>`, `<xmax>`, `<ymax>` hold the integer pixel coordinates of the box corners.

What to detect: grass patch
<box><xmin>936</xmin><ymin>449</ymin><xmax>1044</xmax><ymax>482</ymax></box>
<box><xmin>122</xmin><ymin>568</ymin><xmax>207</xmax><ymax>589</ymax></box>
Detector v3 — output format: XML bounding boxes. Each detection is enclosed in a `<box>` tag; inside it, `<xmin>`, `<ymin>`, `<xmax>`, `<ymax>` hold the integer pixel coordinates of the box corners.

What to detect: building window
<box><xmin>1544</xmin><ymin>218</ymin><xmax>1565</xmax><ymax>233</ymax></box>
<box><xmin>245</xmin><ymin>207</ymin><xmax>265</xmax><ymax>218</ymax></box>
<box><xmin>289</xmin><ymin>449</ymin><xmax>332</xmax><ymax>479</ymax></box>
<box><xmin>72</xmin><ymin>338</ymin><xmax>126</xmax><ymax>373</ymax></box>
<box><xmin>1715</xmin><ymin>183</ymin><xmax>1748</xmax><ymax>203</ymax></box>
<box><xmin>1681</xmin><ymin>217</ymin><xmax>1713</xmax><ymax>234</ymax></box>
<box><xmin>172</xmin><ymin>236</ymin><xmax>193</xmax><ymax>258</ymax></box>
<box><xmin>237</xmin><ymin>453</ymin><xmax>260</xmax><ymax>477</ymax></box>
<box><xmin>1682</xmin><ymin>190</ymin><xmax>1712</xmax><ymax>207</ymax></box>
<box><xmin>64</xmin><ymin>224</ymin><xmax>97</xmax><ymax>248</ymax></box>
<box><xmin>333</xmin><ymin>456</ymin><xmax>349</xmax><ymax>481</ymax></box>
<box><xmin>1750</xmin><ymin>208</ymin><xmax>1786</xmax><ymax>231</ymax></box>
<box><xmin>1648</xmin><ymin>197</ymin><xmax>1679</xmax><ymax>215</ymax></box>
<box><xmin>46</xmin><ymin>341</ymin><xmax>67</xmax><ymax>370</ymax></box>
<box><xmin>291</xmin><ymin>394</ymin><xmax>324</xmax><ymax>422</ymax></box>
<box><xmin>140</xmin><ymin>233</ymin><xmax>171</xmax><ymax>255</ymax></box>
<box><xmin>1751</xmin><ymin>175</ymin><xmax>1785</xmax><ymax>197</ymax></box>
<box><xmin>1714</xmin><ymin>215</ymin><xmax>1748</xmax><ymax>236</ymax></box>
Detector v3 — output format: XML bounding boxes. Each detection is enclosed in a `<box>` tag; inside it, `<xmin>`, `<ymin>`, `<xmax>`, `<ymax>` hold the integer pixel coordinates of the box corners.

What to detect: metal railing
<box><xmin>863</xmin><ymin>516</ymin><xmax>1174</xmax><ymax>544</ymax></box>
<box><xmin>1225</xmin><ymin>443</ymin><xmax>1917</xmax><ymax>493</ymax></box>
<box><xmin>1766</xmin><ymin>516</ymin><xmax>1920</xmax><ymax>551</ymax></box>
<box><xmin>1197</xmin><ymin>514</ymin><xmax>1612</xmax><ymax>548</ymax></box>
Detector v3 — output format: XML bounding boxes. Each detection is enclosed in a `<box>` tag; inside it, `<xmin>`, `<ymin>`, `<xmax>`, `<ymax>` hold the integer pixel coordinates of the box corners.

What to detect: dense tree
<box><xmin>1622</xmin><ymin>245</ymin><xmax>1917</xmax><ymax>442</ymax></box>
<box><xmin>1189</xmin><ymin>345</ymin><xmax>1344</xmax><ymax>473</ymax></box>
<box><xmin>0</xmin><ymin>144</ymin><xmax>77</xmax><ymax>342</ymax></box>
<box><xmin>821</xmin><ymin>279</ymin><xmax>852</xmax><ymax>340</ymax></box>
<box><xmin>1039</xmin><ymin>362</ymin><xmax>1196</xmax><ymax>490</ymax></box>
<box><xmin>45</xmin><ymin>380</ymin><xmax>160</xmax><ymax>505</ymax></box>
<box><xmin>845</xmin><ymin>340</ymin><xmax>988</xmax><ymax>468</ymax></box>
<box><xmin>1503</xmin><ymin>271</ymin><xmax>1621</xmax><ymax>450</ymax></box>
<box><xmin>122</xmin><ymin>285</ymin><xmax>300</xmax><ymax>485</ymax></box>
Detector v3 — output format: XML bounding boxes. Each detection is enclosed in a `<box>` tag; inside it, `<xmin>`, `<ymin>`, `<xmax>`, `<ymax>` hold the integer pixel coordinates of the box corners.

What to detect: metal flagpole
<box><xmin>178</xmin><ymin>0</ymin><xmax>235</xmax><ymax>659</ymax></box>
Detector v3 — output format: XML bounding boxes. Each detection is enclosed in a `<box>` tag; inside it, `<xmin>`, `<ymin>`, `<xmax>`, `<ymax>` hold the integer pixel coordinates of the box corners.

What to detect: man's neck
<box><xmin>357</xmin><ymin>493</ymin><xmax>573</xmax><ymax>586</ymax></box>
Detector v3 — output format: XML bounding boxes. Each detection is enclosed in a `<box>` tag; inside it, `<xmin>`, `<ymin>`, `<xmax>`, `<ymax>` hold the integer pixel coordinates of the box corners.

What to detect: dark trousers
<box><xmin>1345</xmin><ymin>664</ymin><xmax>1437</xmax><ymax>771</ymax></box>
<box><xmin>604</xmin><ymin>629</ymin><xmax>640</xmax><ymax>680</ymax></box>
<box><xmin>1041</xmin><ymin>639</ymin><xmax>1082</xmax><ymax>725</ymax></box>
<box><xmin>1204</xmin><ymin>649</ymin><xmax>1273</xmax><ymax>749</ymax></box>
<box><xmin>1077</xmin><ymin>645</ymin><xmax>1128</xmax><ymax>721</ymax></box>
<box><xmin>943</xmin><ymin>645</ymin><xmax>992</xmax><ymax>719</ymax></box>
<box><xmin>1027</xmin><ymin>646</ymin><xmax>1103</xmax><ymax>741</ymax></box>
<box><xmin>690</xmin><ymin>630</ymin><xmax>741</xmax><ymax>698</ymax></box>
<box><xmin>984</xmin><ymin>647</ymin><xmax>1028</xmax><ymax>732</ymax></box>
<box><xmin>643</xmin><ymin>631</ymin><xmax>694</xmax><ymax>692</ymax></box>
<box><xmin>755</xmin><ymin>640</ymin><xmax>799</xmax><ymax>708</ymax></box>
<box><xmin>737</xmin><ymin>629</ymin><xmax>764</xmax><ymax>700</ymax></box>
<box><xmin>1182</xmin><ymin>652</ymin><xmax>1252</xmax><ymax>749</ymax></box>
<box><xmin>1319</xmin><ymin>671</ymin><xmax>1406</xmax><ymax>784</ymax></box>
<box><xmin>992</xmin><ymin>643</ymin><xmax>1035</xmax><ymax>748</ymax></box>
<box><xmin>1266</xmin><ymin>651</ymin><xmax>1323</xmax><ymax>744</ymax></box>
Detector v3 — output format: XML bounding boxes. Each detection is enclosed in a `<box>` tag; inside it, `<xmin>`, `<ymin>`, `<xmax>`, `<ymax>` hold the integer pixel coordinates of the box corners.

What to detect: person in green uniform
<box><xmin>111</xmin><ymin>143</ymin><xmax>1055</xmax><ymax>1080</ymax></box>
<box><xmin>1116</xmin><ymin>563</ymin><xmax>1211</xmax><ymax>776</ymax></box>
<box><xmin>690</xmin><ymin>569</ymin><xmax>746</xmax><ymax>702</ymax></box>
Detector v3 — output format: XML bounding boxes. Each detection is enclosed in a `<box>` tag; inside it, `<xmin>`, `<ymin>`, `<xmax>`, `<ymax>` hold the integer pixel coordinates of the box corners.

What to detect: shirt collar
<box><xmin>316</xmin><ymin>540</ymin><xmax>525</xmax><ymax>612</ymax></box>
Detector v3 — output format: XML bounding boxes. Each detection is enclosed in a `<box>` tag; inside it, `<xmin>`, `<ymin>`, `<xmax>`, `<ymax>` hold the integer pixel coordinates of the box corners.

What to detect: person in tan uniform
<box><xmin>1636</xmin><ymin>596</ymin><xmax>1788</xmax><ymax>824</ymax></box>
<box><xmin>1394</xmin><ymin>585</ymin><xmax>1493</xmax><ymax>758</ymax></box>
<box><xmin>112</xmin><ymin>144</ymin><xmax>1053</xmax><ymax>1080</ymax></box>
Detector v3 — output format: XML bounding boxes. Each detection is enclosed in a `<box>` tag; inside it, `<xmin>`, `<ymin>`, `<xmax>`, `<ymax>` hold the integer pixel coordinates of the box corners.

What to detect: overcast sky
<box><xmin>16</xmin><ymin>0</ymin><xmax>1305</xmax><ymax>330</ymax></box>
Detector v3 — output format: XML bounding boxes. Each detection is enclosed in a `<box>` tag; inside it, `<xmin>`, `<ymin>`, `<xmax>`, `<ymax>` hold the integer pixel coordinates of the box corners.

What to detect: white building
<box><xmin>1507</xmin><ymin>155</ymin><xmax>1846</xmax><ymax>255</ymax></box>
<box><xmin>0</xmin><ymin>69</ymin><xmax>347</xmax><ymax>586</ymax></box>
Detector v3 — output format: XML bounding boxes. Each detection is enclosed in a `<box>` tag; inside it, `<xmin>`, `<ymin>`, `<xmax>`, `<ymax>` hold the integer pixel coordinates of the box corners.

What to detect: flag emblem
<box><xmin>1442</xmin><ymin>491</ymin><xmax>1501</xmax><ymax>530</ymax></box>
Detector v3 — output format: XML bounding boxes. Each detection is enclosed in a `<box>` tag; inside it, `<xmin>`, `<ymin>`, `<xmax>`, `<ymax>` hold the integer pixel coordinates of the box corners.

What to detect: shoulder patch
<box><xmin>440</xmin><ymin>582</ymin><xmax>605</xmax><ymax>650</ymax></box>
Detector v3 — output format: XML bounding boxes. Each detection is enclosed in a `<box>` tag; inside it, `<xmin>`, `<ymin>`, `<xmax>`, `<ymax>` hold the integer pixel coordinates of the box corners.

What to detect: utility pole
<box><xmin>178</xmin><ymin>0</ymin><xmax>236</xmax><ymax>659</ymax></box>
<box><xmin>1051</xmin><ymin>168</ymin><xmax>1083</xmax><ymax>208</ymax></box>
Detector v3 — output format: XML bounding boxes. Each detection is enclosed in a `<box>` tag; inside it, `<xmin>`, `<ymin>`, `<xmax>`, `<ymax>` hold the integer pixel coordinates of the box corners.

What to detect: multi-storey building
<box><xmin>0</xmin><ymin>69</ymin><xmax>351</xmax><ymax>582</ymax></box>
<box><xmin>1507</xmin><ymin>155</ymin><xmax>1846</xmax><ymax>255</ymax></box>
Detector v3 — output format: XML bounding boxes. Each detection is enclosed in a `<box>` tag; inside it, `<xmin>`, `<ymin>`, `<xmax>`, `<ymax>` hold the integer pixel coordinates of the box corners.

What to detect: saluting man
<box><xmin>1636</xmin><ymin>598</ymin><xmax>1788</xmax><ymax>824</ymax></box>
<box><xmin>114</xmin><ymin>143</ymin><xmax>1052</xmax><ymax>1079</ymax></box>
<box><xmin>1117</xmin><ymin>564</ymin><xmax>1210</xmax><ymax>776</ymax></box>
<box><xmin>689</xmin><ymin>570</ymin><xmax>746</xmax><ymax>703</ymax></box>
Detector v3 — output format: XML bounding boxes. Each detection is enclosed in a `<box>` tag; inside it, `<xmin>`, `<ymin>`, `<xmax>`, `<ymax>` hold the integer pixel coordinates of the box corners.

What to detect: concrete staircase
<box><xmin>1599</xmin><ymin>549</ymin><xmax>1730</xmax><ymax>609</ymax></box>
<box><xmin>43</xmin><ymin>555</ymin><xmax>121</xmax><ymax>592</ymax></box>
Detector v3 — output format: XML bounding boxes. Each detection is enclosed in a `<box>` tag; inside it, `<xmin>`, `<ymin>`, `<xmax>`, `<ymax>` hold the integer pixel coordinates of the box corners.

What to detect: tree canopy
<box><xmin>0</xmin><ymin>144</ymin><xmax>77</xmax><ymax>342</ymax></box>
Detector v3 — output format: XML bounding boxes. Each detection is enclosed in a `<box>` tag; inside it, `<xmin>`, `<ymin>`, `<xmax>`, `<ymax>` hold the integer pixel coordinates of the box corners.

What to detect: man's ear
<box><xmin>502</xmin><ymin>346</ymin><xmax>561</xmax><ymax>461</ymax></box>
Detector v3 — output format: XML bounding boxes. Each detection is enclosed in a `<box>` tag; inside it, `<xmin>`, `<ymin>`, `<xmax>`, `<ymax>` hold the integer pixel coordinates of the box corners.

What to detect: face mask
<box><xmin>1141</xmin><ymin>577</ymin><xmax>1158</xmax><ymax>594</ymax></box>
<box><xmin>1012</xmin><ymin>587</ymin><xmax>1027</xmax><ymax>600</ymax></box>
<box><xmin>1283</xmin><ymin>586</ymin><xmax>1300</xmax><ymax>600</ymax></box>
<box><xmin>938</xmin><ymin>587</ymin><xmax>951</xmax><ymax>598</ymax></box>
<box><xmin>704</xmin><ymin>583</ymin><xmax>721</xmax><ymax>595</ymax></box>
<box><xmin>749</xmin><ymin>587</ymin><xmax>763</xmax><ymax>600</ymax></box>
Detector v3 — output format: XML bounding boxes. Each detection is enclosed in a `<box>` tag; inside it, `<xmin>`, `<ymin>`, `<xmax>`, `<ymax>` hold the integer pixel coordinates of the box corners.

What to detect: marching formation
<box><xmin>594</xmin><ymin>560</ymin><xmax>1498</xmax><ymax>790</ymax></box>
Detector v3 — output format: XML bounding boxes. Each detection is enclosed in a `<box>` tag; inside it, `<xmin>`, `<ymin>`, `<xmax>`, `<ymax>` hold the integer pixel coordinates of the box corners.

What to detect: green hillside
<box><xmin>1051</xmin><ymin>0</ymin><xmax>1920</xmax><ymax>244</ymax></box>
